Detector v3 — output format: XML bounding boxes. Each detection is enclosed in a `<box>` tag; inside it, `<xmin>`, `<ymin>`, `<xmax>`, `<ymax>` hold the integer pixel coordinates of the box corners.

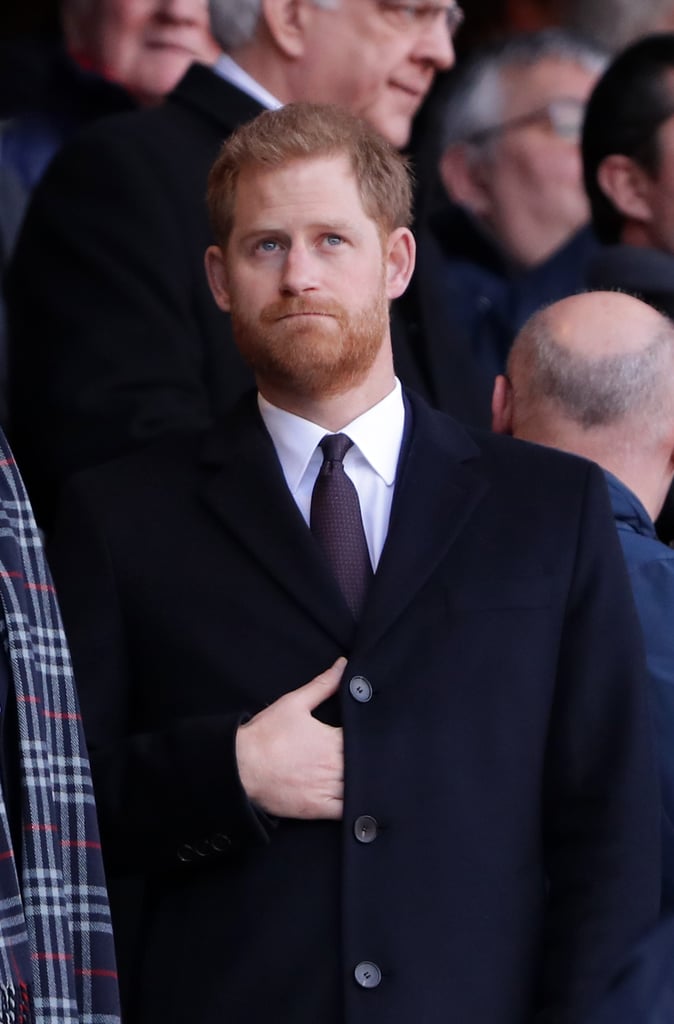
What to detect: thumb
<box><xmin>298</xmin><ymin>657</ymin><xmax>347</xmax><ymax>710</ymax></box>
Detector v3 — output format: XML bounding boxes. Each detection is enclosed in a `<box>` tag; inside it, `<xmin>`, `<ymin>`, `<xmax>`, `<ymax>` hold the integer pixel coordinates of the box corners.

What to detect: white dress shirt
<box><xmin>212</xmin><ymin>53</ymin><xmax>282</xmax><ymax>111</ymax></box>
<box><xmin>258</xmin><ymin>381</ymin><xmax>405</xmax><ymax>570</ymax></box>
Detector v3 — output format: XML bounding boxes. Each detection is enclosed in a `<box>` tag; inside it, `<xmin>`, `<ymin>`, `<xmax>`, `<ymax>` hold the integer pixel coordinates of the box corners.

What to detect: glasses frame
<box><xmin>376</xmin><ymin>1</ymin><xmax>465</xmax><ymax>37</ymax></box>
<box><xmin>462</xmin><ymin>97</ymin><xmax>586</xmax><ymax>147</ymax></box>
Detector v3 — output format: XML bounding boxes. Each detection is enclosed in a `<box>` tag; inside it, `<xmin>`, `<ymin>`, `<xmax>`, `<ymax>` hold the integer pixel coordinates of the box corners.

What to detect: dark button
<box><xmin>354</xmin><ymin>961</ymin><xmax>382</xmax><ymax>989</ymax></box>
<box><xmin>209</xmin><ymin>833</ymin><xmax>232</xmax><ymax>853</ymax></box>
<box><xmin>349</xmin><ymin>676</ymin><xmax>372</xmax><ymax>703</ymax></box>
<box><xmin>354</xmin><ymin>815</ymin><xmax>378</xmax><ymax>843</ymax></box>
<box><xmin>176</xmin><ymin>843</ymin><xmax>195</xmax><ymax>863</ymax></box>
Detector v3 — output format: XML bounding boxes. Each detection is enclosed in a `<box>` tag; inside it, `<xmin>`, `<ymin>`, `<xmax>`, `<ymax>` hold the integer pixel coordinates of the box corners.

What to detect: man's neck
<box><xmin>228</xmin><ymin>42</ymin><xmax>295</xmax><ymax>106</ymax></box>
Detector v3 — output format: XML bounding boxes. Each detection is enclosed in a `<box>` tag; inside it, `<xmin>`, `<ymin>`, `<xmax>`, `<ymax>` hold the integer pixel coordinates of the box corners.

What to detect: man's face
<box><xmin>469</xmin><ymin>57</ymin><xmax>598</xmax><ymax>267</ymax></box>
<box><xmin>88</xmin><ymin>0</ymin><xmax>220</xmax><ymax>105</ymax></box>
<box><xmin>634</xmin><ymin>115</ymin><xmax>674</xmax><ymax>254</ymax></box>
<box><xmin>297</xmin><ymin>0</ymin><xmax>457</xmax><ymax>148</ymax></box>
<box><xmin>206</xmin><ymin>154</ymin><xmax>409</xmax><ymax>403</ymax></box>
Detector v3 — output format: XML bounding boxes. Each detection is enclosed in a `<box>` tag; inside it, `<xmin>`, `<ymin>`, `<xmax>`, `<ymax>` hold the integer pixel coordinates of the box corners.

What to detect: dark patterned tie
<box><xmin>310</xmin><ymin>433</ymin><xmax>373</xmax><ymax>618</ymax></box>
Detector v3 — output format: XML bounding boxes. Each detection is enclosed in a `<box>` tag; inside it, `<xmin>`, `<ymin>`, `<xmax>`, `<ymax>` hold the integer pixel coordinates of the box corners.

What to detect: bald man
<box><xmin>493</xmin><ymin>289</ymin><xmax>674</xmax><ymax>911</ymax></box>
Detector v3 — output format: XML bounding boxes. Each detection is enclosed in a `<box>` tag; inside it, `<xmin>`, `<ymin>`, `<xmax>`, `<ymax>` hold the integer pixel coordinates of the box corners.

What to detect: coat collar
<box><xmin>199</xmin><ymin>390</ymin><xmax>489</xmax><ymax>653</ymax></box>
<box><xmin>168</xmin><ymin>63</ymin><xmax>265</xmax><ymax>133</ymax></box>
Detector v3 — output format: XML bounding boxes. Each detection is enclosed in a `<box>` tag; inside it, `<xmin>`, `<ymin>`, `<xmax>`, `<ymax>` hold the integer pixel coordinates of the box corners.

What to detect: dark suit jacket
<box><xmin>47</xmin><ymin>389</ymin><xmax>660</xmax><ymax>1024</ymax></box>
<box><xmin>6</xmin><ymin>63</ymin><xmax>263</xmax><ymax>525</ymax></box>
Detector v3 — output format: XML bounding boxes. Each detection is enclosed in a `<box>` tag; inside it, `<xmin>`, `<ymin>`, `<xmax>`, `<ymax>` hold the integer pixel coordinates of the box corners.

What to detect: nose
<box><xmin>415</xmin><ymin>13</ymin><xmax>456</xmax><ymax>72</ymax></box>
<box><xmin>280</xmin><ymin>244</ymin><xmax>319</xmax><ymax>295</ymax></box>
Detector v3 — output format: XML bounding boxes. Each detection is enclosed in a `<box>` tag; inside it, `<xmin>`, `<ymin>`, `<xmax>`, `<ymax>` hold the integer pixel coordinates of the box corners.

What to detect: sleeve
<box><xmin>5</xmin><ymin>122</ymin><xmax>215</xmax><ymax>526</ymax></box>
<box><xmin>626</xmin><ymin>555</ymin><xmax>674</xmax><ymax>910</ymax></box>
<box><xmin>536</xmin><ymin>462</ymin><xmax>661</xmax><ymax>1023</ymax></box>
<box><xmin>47</xmin><ymin>477</ymin><xmax>272</xmax><ymax>877</ymax></box>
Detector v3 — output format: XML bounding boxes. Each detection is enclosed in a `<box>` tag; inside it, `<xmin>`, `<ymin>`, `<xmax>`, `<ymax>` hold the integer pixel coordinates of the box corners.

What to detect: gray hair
<box><xmin>440</xmin><ymin>29</ymin><xmax>607</xmax><ymax>149</ymax></box>
<box><xmin>508</xmin><ymin>302</ymin><xmax>674</xmax><ymax>439</ymax></box>
<box><xmin>565</xmin><ymin>0</ymin><xmax>674</xmax><ymax>54</ymax></box>
<box><xmin>208</xmin><ymin>0</ymin><xmax>339</xmax><ymax>50</ymax></box>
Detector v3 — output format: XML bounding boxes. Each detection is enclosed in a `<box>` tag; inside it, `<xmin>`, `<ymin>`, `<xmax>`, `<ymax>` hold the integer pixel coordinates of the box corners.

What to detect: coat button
<box><xmin>349</xmin><ymin>675</ymin><xmax>372</xmax><ymax>703</ymax></box>
<box><xmin>354</xmin><ymin>961</ymin><xmax>382</xmax><ymax>989</ymax></box>
<box><xmin>192</xmin><ymin>839</ymin><xmax>211</xmax><ymax>858</ymax></box>
<box><xmin>176</xmin><ymin>843</ymin><xmax>195</xmax><ymax>863</ymax></box>
<box><xmin>354</xmin><ymin>815</ymin><xmax>378</xmax><ymax>843</ymax></box>
<box><xmin>209</xmin><ymin>833</ymin><xmax>232</xmax><ymax>853</ymax></box>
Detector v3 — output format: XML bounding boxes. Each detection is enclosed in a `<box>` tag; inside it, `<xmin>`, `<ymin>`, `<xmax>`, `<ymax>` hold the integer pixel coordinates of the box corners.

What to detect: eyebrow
<box><xmin>237</xmin><ymin>220</ymin><xmax>364</xmax><ymax>244</ymax></box>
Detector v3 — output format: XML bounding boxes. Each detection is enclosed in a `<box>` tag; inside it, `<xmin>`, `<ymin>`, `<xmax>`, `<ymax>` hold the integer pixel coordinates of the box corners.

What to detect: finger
<box><xmin>298</xmin><ymin>657</ymin><xmax>347</xmax><ymax>710</ymax></box>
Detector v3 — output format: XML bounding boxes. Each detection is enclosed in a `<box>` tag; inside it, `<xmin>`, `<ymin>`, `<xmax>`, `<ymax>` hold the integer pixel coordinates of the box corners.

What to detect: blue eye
<box><xmin>258</xmin><ymin>240</ymin><xmax>279</xmax><ymax>252</ymax></box>
<box><xmin>325</xmin><ymin>235</ymin><xmax>343</xmax><ymax>246</ymax></box>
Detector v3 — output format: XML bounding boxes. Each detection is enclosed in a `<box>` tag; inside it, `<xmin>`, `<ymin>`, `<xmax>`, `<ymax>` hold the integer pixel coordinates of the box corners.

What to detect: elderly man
<box><xmin>493</xmin><ymin>290</ymin><xmax>674</xmax><ymax>912</ymax></box>
<box><xmin>6</xmin><ymin>0</ymin><xmax>457</xmax><ymax>528</ymax></box>
<box><xmin>413</xmin><ymin>28</ymin><xmax>604</xmax><ymax>395</ymax></box>
<box><xmin>48</xmin><ymin>102</ymin><xmax>659</xmax><ymax>1024</ymax></box>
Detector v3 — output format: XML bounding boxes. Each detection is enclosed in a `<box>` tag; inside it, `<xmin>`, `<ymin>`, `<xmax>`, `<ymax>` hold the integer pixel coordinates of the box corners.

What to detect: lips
<box><xmin>279</xmin><ymin>312</ymin><xmax>332</xmax><ymax>320</ymax></box>
<box><xmin>389</xmin><ymin>79</ymin><xmax>431</xmax><ymax>105</ymax></box>
<box><xmin>262</xmin><ymin>300</ymin><xmax>345</xmax><ymax>324</ymax></box>
<box><xmin>144</xmin><ymin>39</ymin><xmax>197</xmax><ymax>56</ymax></box>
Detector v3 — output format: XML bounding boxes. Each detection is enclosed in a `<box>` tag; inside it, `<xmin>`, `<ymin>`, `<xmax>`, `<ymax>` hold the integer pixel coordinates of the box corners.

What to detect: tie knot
<box><xmin>319</xmin><ymin>433</ymin><xmax>353</xmax><ymax>465</ymax></box>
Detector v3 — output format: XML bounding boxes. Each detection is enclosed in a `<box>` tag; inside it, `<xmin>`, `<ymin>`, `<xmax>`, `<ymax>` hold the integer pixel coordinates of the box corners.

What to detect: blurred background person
<box><xmin>1</xmin><ymin>0</ymin><xmax>220</xmax><ymax>191</ymax></box>
<box><xmin>410</xmin><ymin>29</ymin><xmax>604</xmax><ymax>417</ymax></box>
<box><xmin>580</xmin><ymin>32</ymin><xmax>674</xmax><ymax>541</ymax></box>
<box><xmin>0</xmin><ymin>0</ymin><xmax>220</xmax><ymax>229</ymax></box>
<box><xmin>583</xmin><ymin>34</ymin><xmax>674</xmax><ymax>325</ymax></box>
<box><xmin>0</xmin><ymin>0</ymin><xmax>220</xmax><ymax>424</ymax></box>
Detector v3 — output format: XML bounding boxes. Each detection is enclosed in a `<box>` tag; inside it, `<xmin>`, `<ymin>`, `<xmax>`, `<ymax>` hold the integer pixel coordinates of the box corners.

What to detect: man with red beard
<box><xmin>48</xmin><ymin>103</ymin><xmax>659</xmax><ymax>1024</ymax></box>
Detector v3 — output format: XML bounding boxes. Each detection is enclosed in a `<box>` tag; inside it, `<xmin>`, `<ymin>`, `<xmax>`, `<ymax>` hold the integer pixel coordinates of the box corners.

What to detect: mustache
<box><xmin>259</xmin><ymin>298</ymin><xmax>347</xmax><ymax>323</ymax></box>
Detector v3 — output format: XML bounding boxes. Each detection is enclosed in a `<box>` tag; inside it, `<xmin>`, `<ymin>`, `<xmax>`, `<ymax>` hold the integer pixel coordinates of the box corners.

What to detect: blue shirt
<box><xmin>605</xmin><ymin>471</ymin><xmax>674</xmax><ymax>911</ymax></box>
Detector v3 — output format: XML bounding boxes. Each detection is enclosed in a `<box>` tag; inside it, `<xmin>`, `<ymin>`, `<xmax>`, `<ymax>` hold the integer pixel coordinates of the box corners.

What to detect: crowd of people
<box><xmin>1</xmin><ymin>0</ymin><xmax>674</xmax><ymax>1021</ymax></box>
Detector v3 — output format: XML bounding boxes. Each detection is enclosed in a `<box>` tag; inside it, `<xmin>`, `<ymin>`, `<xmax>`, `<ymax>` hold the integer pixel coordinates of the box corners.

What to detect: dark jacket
<box><xmin>6</xmin><ymin>63</ymin><xmax>263</xmax><ymax>526</ymax></box>
<box><xmin>605</xmin><ymin>471</ymin><xmax>674</xmax><ymax>911</ymax></box>
<box><xmin>414</xmin><ymin>203</ymin><xmax>598</xmax><ymax>420</ymax></box>
<box><xmin>47</xmin><ymin>388</ymin><xmax>660</xmax><ymax>1024</ymax></box>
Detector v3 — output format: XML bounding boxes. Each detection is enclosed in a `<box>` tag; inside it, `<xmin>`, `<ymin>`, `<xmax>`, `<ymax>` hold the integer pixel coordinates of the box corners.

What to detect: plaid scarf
<box><xmin>0</xmin><ymin>435</ymin><xmax>120</xmax><ymax>1024</ymax></box>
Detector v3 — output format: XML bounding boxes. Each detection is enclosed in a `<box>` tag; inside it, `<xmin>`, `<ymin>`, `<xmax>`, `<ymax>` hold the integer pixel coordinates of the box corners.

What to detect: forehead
<box><xmin>231</xmin><ymin>153</ymin><xmax>371</xmax><ymax>228</ymax></box>
<box><xmin>502</xmin><ymin>56</ymin><xmax>598</xmax><ymax>112</ymax></box>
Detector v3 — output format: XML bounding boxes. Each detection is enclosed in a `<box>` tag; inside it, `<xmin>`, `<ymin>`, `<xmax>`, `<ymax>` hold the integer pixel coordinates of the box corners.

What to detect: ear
<box><xmin>204</xmin><ymin>245</ymin><xmax>231</xmax><ymax>313</ymax></box>
<box><xmin>491</xmin><ymin>374</ymin><xmax>514</xmax><ymax>435</ymax></box>
<box><xmin>596</xmin><ymin>154</ymin><xmax>655</xmax><ymax>225</ymax></box>
<box><xmin>261</xmin><ymin>0</ymin><xmax>310</xmax><ymax>59</ymax></box>
<box><xmin>384</xmin><ymin>227</ymin><xmax>416</xmax><ymax>300</ymax></box>
<box><xmin>439</xmin><ymin>144</ymin><xmax>493</xmax><ymax>218</ymax></box>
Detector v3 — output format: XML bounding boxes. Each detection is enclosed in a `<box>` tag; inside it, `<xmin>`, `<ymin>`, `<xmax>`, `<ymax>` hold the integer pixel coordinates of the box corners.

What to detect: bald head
<box><xmin>505</xmin><ymin>291</ymin><xmax>674</xmax><ymax>436</ymax></box>
<box><xmin>493</xmin><ymin>291</ymin><xmax>674</xmax><ymax>517</ymax></box>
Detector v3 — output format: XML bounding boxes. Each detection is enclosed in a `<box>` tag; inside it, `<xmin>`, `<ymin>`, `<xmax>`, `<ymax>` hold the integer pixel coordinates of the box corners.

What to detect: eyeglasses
<box><xmin>463</xmin><ymin>98</ymin><xmax>586</xmax><ymax>146</ymax></box>
<box><xmin>376</xmin><ymin>1</ymin><xmax>465</xmax><ymax>37</ymax></box>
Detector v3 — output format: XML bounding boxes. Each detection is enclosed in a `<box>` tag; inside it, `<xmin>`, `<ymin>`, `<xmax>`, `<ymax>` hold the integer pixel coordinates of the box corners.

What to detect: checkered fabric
<box><xmin>0</xmin><ymin>434</ymin><xmax>120</xmax><ymax>1024</ymax></box>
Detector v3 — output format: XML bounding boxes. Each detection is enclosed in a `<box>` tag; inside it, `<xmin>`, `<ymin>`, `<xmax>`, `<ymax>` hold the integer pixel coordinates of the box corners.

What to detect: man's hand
<box><xmin>236</xmin><ymin>657</ymin><xmax>346</xmax><ymax>820</ymax></box>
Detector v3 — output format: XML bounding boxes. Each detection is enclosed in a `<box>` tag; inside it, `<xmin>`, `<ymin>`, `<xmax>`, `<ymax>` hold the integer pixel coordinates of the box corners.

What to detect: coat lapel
<box><xmin>358</xmin><ymin>392</ymin><xmax>489</xmax><ymax>655</ymax></box>
<box><xmin>198</xmin><ymin>397</ymin><xmax>356</xmax><ymax>648</ymax></box>
<box><xmin>198</xmin><ymin>393</ymin><xmax>489</xmax><ymax>655</ymax></box>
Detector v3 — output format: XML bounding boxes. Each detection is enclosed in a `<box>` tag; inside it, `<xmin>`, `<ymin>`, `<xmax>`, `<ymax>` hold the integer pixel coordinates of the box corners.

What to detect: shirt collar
<box><xmin>258</xmin><ymin>380</ymin><xmax>405</xmax><ymax>494</ymax></box>
<box><xmin>212</xmin><ymin>53</ymin><xmax>282</xmax><ymax>111</ymax></box>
